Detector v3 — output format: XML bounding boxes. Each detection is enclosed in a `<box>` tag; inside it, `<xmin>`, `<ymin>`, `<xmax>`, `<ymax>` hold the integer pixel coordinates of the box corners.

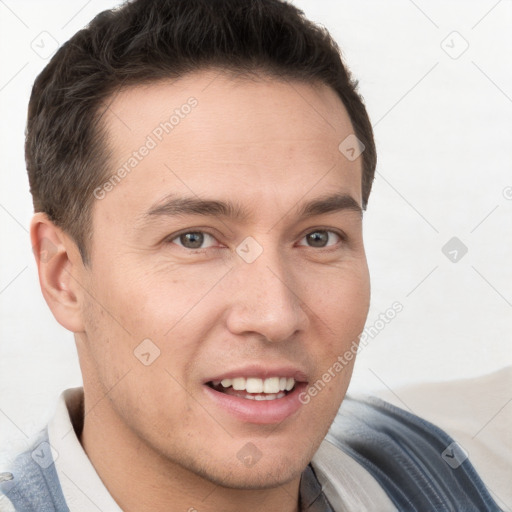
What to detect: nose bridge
<box><xmin>226</xmin><ymin>241</ymin><xmax>307</xmax><ymax>342</ymax></box>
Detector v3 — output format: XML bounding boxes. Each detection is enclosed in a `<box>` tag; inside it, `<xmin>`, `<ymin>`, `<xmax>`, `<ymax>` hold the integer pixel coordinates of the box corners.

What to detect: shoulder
<box><xmin>372</xmin><ymin>367</ymin><xmax>512</xmax><ymax>509</ymax></box>
<box><xmin>319</xmin><ymin>393</ymin><xmax>502</xmax><ymax>511</ymax></box>
<box><xmin>0</xmin><ymin>428</ymin><xmax>68</xmax><ymax>512</ymax></box>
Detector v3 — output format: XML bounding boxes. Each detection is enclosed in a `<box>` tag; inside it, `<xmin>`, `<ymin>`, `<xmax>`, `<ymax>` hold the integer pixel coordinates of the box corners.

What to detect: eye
<box><xmin>297</xmin><ymin>230</ymin><xmax>342</xmax><ymax>248</ymax></box>
<box><xmin>170</xmin><ymin>231</ymin><xmax>219</xmax><ymax>250</ymax></box>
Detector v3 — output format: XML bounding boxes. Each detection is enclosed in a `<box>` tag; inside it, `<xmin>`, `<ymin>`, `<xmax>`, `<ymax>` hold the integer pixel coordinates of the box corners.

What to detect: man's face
<box><xmin>76</xmin><ymin>71</ymin><xmax>370</xmax><ymax>489</ymax></box>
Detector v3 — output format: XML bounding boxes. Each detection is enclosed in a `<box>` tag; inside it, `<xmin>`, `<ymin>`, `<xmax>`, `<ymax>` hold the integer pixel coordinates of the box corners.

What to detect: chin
<box><xmin>182</xmin><ymin>448</ymin><xmax>310</xmax><ymax>490</ymax></box>
<box><xmin>207</xmin><ymin>460</ymin><xmax>305</xmax><ymax>490</ymax></box>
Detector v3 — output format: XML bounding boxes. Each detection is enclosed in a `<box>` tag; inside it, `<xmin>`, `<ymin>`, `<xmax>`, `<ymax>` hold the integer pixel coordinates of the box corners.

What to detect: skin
<box><xmin>31</xmin><ymin>70</ymin><xmax>371</xmax><ymax>512</ymax></box>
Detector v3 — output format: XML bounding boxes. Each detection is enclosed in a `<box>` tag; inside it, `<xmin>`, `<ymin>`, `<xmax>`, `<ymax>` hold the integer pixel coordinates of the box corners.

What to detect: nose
<box><xmin>224</xmin><ymin>245</ymin><xmax>309</xmax><ymax>343</ymax></box>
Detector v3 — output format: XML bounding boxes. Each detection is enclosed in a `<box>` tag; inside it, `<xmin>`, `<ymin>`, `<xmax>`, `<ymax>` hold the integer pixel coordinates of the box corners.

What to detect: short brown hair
<box><xmin>26</xmin><ymin>0</ymin><xmax>376</xmax><ymax>263</ymax></box>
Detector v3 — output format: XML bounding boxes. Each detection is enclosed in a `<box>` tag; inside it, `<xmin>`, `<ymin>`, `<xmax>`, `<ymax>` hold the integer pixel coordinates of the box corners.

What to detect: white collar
<box><xmin>48</xmin><ymin>387</ymin><xmax>123</xmax><ymax>511</ymax></box>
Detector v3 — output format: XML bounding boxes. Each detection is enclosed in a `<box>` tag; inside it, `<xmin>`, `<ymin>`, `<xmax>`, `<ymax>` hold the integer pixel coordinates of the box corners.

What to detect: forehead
<box><xmin>104</xmin><ymin>70</ymin><xmax>354</xmax><ymax>135</ymax></box>
<box><xmin>96</xmin><ymin>70</ymin><xmax>362</xmax><ymax>222</ymax></box>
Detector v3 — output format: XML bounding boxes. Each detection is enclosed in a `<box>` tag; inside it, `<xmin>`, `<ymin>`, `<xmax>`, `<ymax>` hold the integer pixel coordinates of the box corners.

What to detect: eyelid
<box><xmin>165</xmin><ymin>228</ymin><xmax>223</xmax><ymax>249</ymax></box>
<box><xmin>298</xmin><ymin>224</ymin><xmax>347</xmax><ymax>237</ymax></box>
<box><xmin>296</xmin><ymin>228</ymin><xmax>346</xmax><ymax>246</ymax></box>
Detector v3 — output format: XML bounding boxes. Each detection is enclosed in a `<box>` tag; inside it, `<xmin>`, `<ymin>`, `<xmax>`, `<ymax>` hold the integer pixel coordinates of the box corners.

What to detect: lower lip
<box><xmin>203</xmin><ymin>382</ymin><xmax>307</xmax><ymax>424</ymax></box>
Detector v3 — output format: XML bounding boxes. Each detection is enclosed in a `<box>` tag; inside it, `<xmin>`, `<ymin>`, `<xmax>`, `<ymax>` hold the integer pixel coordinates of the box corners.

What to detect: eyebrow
<box><xmin>144</xmin><ymin>192</ymin><xmax>362</xmax><ymax>223</ymax></box>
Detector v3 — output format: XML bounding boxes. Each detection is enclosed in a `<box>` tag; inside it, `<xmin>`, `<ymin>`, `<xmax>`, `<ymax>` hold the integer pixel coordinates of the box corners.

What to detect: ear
<box><xmin>30</xmin><ymin>212</ymin><xmax>86</xmax><ymax>333</ymax></box>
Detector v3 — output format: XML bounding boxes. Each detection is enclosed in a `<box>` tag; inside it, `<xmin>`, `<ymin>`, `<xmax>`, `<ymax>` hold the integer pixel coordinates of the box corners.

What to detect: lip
<box><xmin>203</xmin><ymin>381</ymin><xmax>308</xmax><ymax>424</ymax></box>
<box><xmin>202</xmin><ymin>364</ymin><xmax>309</xmax><ymax>424</ymax></box>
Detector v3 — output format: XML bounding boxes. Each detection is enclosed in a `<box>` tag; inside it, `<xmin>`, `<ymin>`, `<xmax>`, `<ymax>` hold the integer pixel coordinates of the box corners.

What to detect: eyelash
<box><xmin>166</xmin><ymin>228</ymin><xmax>346</xmax><ymax>251</ymax></box>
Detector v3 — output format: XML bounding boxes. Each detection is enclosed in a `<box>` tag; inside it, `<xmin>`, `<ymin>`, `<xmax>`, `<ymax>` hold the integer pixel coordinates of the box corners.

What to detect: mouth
<box><xmin>206</xmin><ymin>376</ymin><xmax>297</xmax><ymax>401</ymax></box>
<box><xmin>203</xmin><ymin>371</ymin><xmax>308</xmax><ymax>424</ymax></box>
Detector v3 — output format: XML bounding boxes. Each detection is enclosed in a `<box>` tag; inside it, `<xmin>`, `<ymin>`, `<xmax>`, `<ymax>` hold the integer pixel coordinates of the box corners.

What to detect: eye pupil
<box><xmin>180</xmin><ymin>232</ymin><xmax>204</xmax><ymax>249</ymax></box>
<box><xmin>307</xmin><ymin>231</ymin><xmax>328</xmax><ymax>247</ymax></box>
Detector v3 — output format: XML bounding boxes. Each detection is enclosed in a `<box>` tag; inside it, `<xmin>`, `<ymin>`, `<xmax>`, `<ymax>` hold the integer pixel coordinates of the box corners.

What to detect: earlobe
<box><xmin>30</xmin><ymin>213</ymin><xmax>85</xmax><ymax>333</ymax></box>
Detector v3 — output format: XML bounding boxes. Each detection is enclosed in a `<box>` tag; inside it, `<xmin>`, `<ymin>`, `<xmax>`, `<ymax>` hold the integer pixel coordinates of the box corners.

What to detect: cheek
<box><xmin>107</xmin><ymin>259</ymin><xmax>228</xmax><ymax>328</ymax></box>
<box><xmin>301</xmin><ymin>261</ymin><xmax>370</xmax><ymax>402</ymax></box>
<box><xmin>79</xmin><ymin>285</ymin><xmax>201</xmax><ymax>433</ymax></box>
<box><xmin>77</xmin><ymin>296</ymin><xmax>134</xmax><ymax>408</ymax></box>
<box><xmin>81</xmin><ymin>266</ymin><xmax>222</xmax><ymax>392</ymax></box>
<box><xmin>307</xmin><ymin>261</ymin><xmax>370</xmax><ymax>334</ymax></box>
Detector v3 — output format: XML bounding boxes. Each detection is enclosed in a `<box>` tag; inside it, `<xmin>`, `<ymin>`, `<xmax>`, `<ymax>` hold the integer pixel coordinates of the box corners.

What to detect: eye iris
<box><xmin>307</xmin><ymin>231</ymin><xmax>329</xmax><ymax>247</ymax></box>
<box><xmin>307</xmin><ymin>231</ymin><xmax>328</xmax><ymax>247</ymax></box>
<box><xmin>180</xmin><ymin>232</ymin><xmax>204</xmax><ymax>249</ymax></box>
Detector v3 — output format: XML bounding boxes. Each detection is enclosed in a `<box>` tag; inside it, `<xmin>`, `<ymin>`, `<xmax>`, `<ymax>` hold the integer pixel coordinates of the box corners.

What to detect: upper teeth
<box><xmin>220</xmin><ymin>377</ymin><xmax>295</xmax><ymax>394</ymax></box>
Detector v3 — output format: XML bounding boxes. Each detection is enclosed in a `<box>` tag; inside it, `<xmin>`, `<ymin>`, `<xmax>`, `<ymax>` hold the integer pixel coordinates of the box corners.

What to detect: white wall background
<box><xmin>1</xmin><ymin>0</ymin><xmax>511</xmax><ymax>454</ymax></box>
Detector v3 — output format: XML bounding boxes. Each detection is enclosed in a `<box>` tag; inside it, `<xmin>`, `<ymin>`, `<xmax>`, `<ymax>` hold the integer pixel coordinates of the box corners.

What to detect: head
<box><xmin>29</xmin><ymin>0</ymin><xmax>376</xmax><ymax>493</ymax></box>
